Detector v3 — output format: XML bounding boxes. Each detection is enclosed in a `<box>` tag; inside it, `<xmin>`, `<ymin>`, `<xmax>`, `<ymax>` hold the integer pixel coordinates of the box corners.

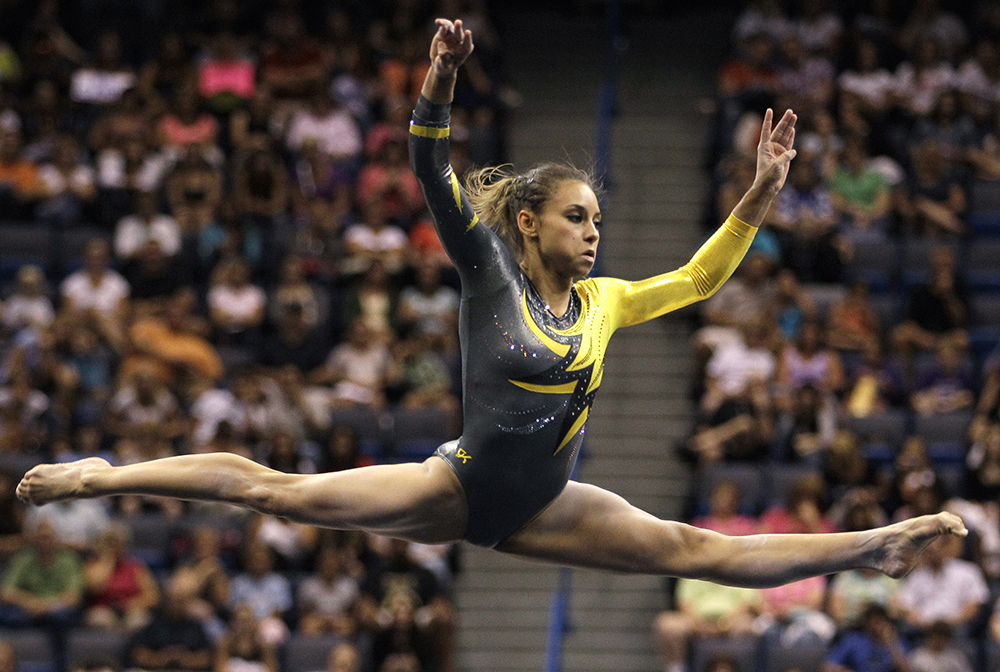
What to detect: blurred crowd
<box><xmin>658</xmin><ymin>1</ymin><xmax>1000</xmax><ymax>672</ymax></box>
<box><xmin>0</xmin><ymin>0</ymin><xmax>513</xmax><ymax>671</ymax></box>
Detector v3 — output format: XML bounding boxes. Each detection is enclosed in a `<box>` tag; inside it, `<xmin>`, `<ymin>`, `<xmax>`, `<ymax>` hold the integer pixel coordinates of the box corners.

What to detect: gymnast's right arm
<box><xmin>409</xmin><ymin>19</ymin><xmax>501</xmax><ymax>284</ymax></box>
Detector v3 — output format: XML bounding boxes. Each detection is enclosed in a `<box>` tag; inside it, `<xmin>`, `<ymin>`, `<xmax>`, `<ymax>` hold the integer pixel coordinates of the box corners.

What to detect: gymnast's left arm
<box><xmin>612</xmin><ymin>107</ymin><xmax>798</xmax><ymax>328</ymax></box>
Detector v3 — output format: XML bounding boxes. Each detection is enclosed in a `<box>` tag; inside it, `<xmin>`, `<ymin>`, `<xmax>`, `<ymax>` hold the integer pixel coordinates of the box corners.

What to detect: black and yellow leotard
<box><xmin>409</xmin><ymin>96</ymin><xmax>757</xmax><ymax>548</ymax></box>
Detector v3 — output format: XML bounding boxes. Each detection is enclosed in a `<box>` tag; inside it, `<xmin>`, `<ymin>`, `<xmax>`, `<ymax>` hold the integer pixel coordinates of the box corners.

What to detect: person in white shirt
<box><xmin>207</xmin><ymin>257</ymin><xmax>267</xmax><ymax>343</ymax></box>
<box><xmin>894</xmin><ymin>534</ymin><xmax>988</xmax><ymax>633</ymax></box>
<box><xmin>2</xmin><ymin>265</ymin><xmax>54</xmax><ymax>332</ymax></box>
<box><xmin>286</xmin><ymin>90</ymin><xmax>362</xmax><ymax>162</ymax></box>
<box><xmin>59</xmin><ymin>238</ymin><xmax>129</xmax><ymax>347</ymax></box>
<box><xmin>114</xmin><ymin>190</ymin><xmax>181</xmax><ymax>259</ymax></box>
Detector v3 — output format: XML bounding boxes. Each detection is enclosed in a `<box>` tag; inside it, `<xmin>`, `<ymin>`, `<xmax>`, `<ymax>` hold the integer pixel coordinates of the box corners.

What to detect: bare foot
<box><xmin>868</xmin><ymin>512</ymin><xmax>967</xmax><ymax>578</ymax></box>
<box><xmin>16</xmin><ymin>457</ymin><xmax>111</xmax><ymax>505</ymax></box>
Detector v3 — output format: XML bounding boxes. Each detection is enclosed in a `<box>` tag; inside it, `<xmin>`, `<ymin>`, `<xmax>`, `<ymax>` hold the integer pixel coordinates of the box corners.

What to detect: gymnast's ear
<box><xmin>516</xmin><ymin>209</ymin><xmax>539</xmax><ymax>239</ymax></box>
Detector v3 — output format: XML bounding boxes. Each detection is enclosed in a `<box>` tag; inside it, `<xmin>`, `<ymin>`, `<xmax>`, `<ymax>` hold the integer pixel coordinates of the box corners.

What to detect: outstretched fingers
<box><xmin>771</xmin><ymin>110</ymin><xmax>797</xmax><ymax>150</ymax></box>
<box><xmin>758</xmin><ymin>108</ymin><xmax>773</xmax><ymax>149</ymax></box>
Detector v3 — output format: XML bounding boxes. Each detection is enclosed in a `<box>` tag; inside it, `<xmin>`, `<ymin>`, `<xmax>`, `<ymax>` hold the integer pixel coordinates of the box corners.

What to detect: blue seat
<box><xmin>972</xmin><ymin>295</ymin><xmax>1000</xmax><ymax>328</ymax></box>
<box><xmin>913</xmin><ymin>411</ymin><xmax>972</xmax><ymax>445</ymax></box>
<box><xmin>847</xmin><ymin>410</ymin><xmax>909</xmax><ymax>445</ymax></box>
<box><xmin>285</xmin><ymin>633</ymin><xmax>345</xmax><ymax>672</ymax></box>
<box><xmin>67</xmin><ymin>628</ymin><xmax>129</xmax><ymax>666</ymax></box>
<box><xmin>764</xmin><ymin>465</ymin><xmax>821</xmax><ymax>509</ymax></box>
<box><xmin>971</xmin><ymin>210</ymin><xmax>1000</xmax><ymax>236</ymax></box>
<box><xmin>764</xmin><ymin>641</ymin><xmax>829</xmax><ymax>672</ymax></box>
<box><xmin>0</xmin><ymin>628</ymin><xmax>53</xmax><ymax>672</ymax></box>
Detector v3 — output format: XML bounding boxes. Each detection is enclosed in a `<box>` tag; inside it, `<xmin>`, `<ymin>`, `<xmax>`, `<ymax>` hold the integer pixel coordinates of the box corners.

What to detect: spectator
<box><xmin>126</xmin><ymin>287</ymin><xmax>223</xmax><ymax>384</ymax></box>
<box><xmin>777</xmin><ymin>319</ymin><xmax>845</xmax><ymax>403</ymax></box>
<box><xmin>0</xmin><ymin>520</ymin><xmax>82</xmax><ymax>672</ymax></box>
<box><xmin>233</xmin><ymin>146</ymin><xmax>288</xmax><ymax>243</ymax></box>
<box><xmin>121</xmin><ymin>240</ymin><xmax>190</xmax><ymax>308</ymax></box>
<box><xmin>269</xmin><ymin>254</ymin><xmax>325</xmax><ymax>332</ymax></box>
<box><xmin>25</xmin><ymin>498</ymin><xmax>110</xmax><ymax>554</ymax></box>
<box><xmin>82</xmin><ymin>524</ymin><xmax>160</xmax><ymax>631</ymax></box>
<box><xmin>137</xmin><ymin>33</ymin><xmax>193</xmax><ymax>101</ymax></box>
<box><xmin>316</xmin><ymin>318</ymin><xmax>394</xmax><ymax>408</ymax></box>
<box><xmin>895</xmin><ymin>140</ymin><xmax>966</xmax><ymax>236</ymax></box>
<box><xmin>245</xmin><ymin>510</ymin><xmax>317</xmax><ymax>569</ymax></box>
<box><xmin>910</xmin><ymin>340</ymin><xmax>974</xmax><ymax>416</ymax></box>
<box><xmin>69</xmin><ymin>30</ymin><xmax>136</xmax><ymax>106</ymax></box>
<box><xmin>286</xmin><ymin>89</ymin><xmax>362</xmax><ymax>164</ymax></box>
<box><xmin>759</xmin><ymin>474</ymin><xmax>835</xmax><ymax>534</ymax></box>
<box><xmin>207</xmin><ymin>256</ymin><xmax>266</xmax><ymax>345</ymax></box>
<box><xmin>828</xmin><ymin>137</ymin><xmax>892</xmax><ymax>244</ymax></box>
<box><xmin>165</xmin><ymin>146</ymin><xmax>223</xmax><ymax>235</ymax></box>
<box><xmin>297</xmin><ymin>544</ymin><xmax>360</xmax><ymax>636</ymax></box>
<box><xmin>653</xmin><ymin>578</ymin><xmax>761</xmax><ymax>672</ymax></box>
<box><xmin>227</xmin><ymin>543</ymin><xmax>292</xmax><ymax>646</ymax></box>
<box><xmin>691</xmin><ymin>319</ymin><xmax>776</xmax><ymax>463</ymax></box>
<box><xmin>106</xmin><ymin>366</ymin><xmax>186</xmax><ymax>441</ymax></box>
<box><xmin>257</xmin><ymin>301</ymin><xmax>329</xmax><ymax>374</ymax></box>
<box><xmin>758</xmin><ymin>575</ymin><xmax>834</xmax><ymax>647</ymax></box>
<box><xmin>326</xmin><ymin>642</ymin><xmax>361</xmax><ymax>672</ymax></box>
<box><xmin>690</xmin><ymin>480</ymin><xmax>758</xmax><ymax>536</ymax></box>
<box><xmin>823</xmin><ymin>604</ymin><xmax>910</xmax><ymax>672</ymax></box>
<box><xmin>157</xmin><ymin>88</ymin><xmax>221</xmax><ymax>157</ymax></box>
<box><xmin>893</xmin><ymin>36</ymin><xmax>955</xmax><ymax>120</ymax></box>
<box><xmin>213</xmin><ymin>604</ymin><xmax>279</xmax><ymax>672</ymax></box>
<box><xmin>827</xmin><ymin>280</ymin><xmax>880</xmax><ymax>353</ymax></box>
<box><xmin>343</xmin><ymin>200</ymin><xmax>409</xmax><ymax>276</ymax></box>
<box><xmin>169</xmin><ymin>527</ymin><xmax>230</xmax><ymax>639</ymax></box>
<box><xmin>359</xmin><ymin>538</ymin><xmax>455</xmax><ymax>672</ymax></box>
<box><xmin>2</xmin><ymin>264</ymin><xmax>54</xmax><ymax>333</ymax></box>
<box><xmin>59</xmin><ymin>237</ymin><xmax>130</xmax><ymax>343</ymax></box>
<box><xmin>891</xmin><ymin>246</ymin><xmax>969</xmax><ymax>356</ymax></box>
<box><xmin>0</xmin><ymin>129</ymin><xmax>44</xmax><ymax>219</ymax></box>
<box><xmin>838</xmin><ymin>40</ymin><xmax>895</xmax><ymax>124</ymax></box>
<box><xmin>114</xmin><ymin>190</ymin><xmax>181</xmax><ymax>260</ymax></box>
<box><xmin>908</xmin><ymin>622</ymin><xmax>973</xmax><ymax>672</ymax></box>
<box><xmin>36</xmin><ymin>134</ymin><xmax>95</xmax><ymax>227</ymax></box>
<box><xmin>125</xmin><ymin>578</ymin><xmax>213</xmax><ymax>672</ymax></box>
<box><xmin>356</xmin><ymin>134</ymin><xmax>424</xmax><ymax>225</ymax></box>
<box><xmin>197</xmin><ymin>31</ymin><xmax>255</xmax><ymax>114</ymax></box>
<box><xmin>767</xmin><ymin>267</ymin><xmax>815</xmax><ymax>343</ymax></box>
<box><xmin>398</xmin><ymin>261</ymin><xmax>460</xmax><ymax>345</ymax></box>
<box><xmin>828</xmin><ymin>566</ymin><xmax>899</xmax><ymax>629</ymax></box>
<box><xmin>894</xmin><ymin>535</ymin><xmax>989</xmax><ymax>634</ymax></box>
<box><xmin>259</xmin><ymin>14</ymin><xmax>325</xmax><ymax>103</ymax></box>
<box><xmin>775</xmin><ymin>33</ymin><xmax>834</xmax><ymax>117</ymax></box>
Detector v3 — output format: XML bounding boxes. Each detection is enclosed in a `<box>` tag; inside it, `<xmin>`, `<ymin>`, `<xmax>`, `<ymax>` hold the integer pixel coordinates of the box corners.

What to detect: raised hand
<box><xmin>430</xmin><ymin>18</ymin><xmax>474</xmax><ymax>77</ymax></box>
<box><xmin>754</xmin><ymin>108</ymin><xmax>797</xmax><ymax>195</ymax></box>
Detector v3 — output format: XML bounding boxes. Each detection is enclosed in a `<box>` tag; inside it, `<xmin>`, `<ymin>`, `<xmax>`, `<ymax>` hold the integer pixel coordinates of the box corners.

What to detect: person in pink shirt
<box><xmin>690</xmin><ymin>480</ymin><xmax>759</xmax><ymax>536</ymax></box>
<box><xmin>198</xmin><ymin>31</ymin><xmax>255</xmax><ymax>114</ymax></box>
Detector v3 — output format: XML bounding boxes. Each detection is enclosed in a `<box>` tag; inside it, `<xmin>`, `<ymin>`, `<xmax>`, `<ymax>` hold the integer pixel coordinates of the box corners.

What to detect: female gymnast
<box><xmin>18</xmin><ymin>19</ymin><xmax>965</xmax><ymax>587</ymax></box>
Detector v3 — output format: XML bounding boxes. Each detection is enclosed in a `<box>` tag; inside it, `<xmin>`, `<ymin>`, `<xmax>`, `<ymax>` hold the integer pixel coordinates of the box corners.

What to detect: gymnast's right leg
<box><xmin>16</xmin><ymin>454</ymin><xmax>468</xmax><ymax>544</ymax></box>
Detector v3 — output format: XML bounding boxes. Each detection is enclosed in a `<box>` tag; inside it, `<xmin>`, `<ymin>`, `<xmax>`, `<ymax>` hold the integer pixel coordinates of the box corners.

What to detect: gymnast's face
<box><xmin>520</xmin><ymin>180</ymin><xmax>601</xmax><ymax>279</ymax></box>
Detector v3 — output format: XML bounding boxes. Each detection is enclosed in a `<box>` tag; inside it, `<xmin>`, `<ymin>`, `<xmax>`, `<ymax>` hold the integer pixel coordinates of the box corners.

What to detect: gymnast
<box><xmin>18</xmin><ymin>19</ymin><xmax>965</xmax><ymax>587</ymax></box>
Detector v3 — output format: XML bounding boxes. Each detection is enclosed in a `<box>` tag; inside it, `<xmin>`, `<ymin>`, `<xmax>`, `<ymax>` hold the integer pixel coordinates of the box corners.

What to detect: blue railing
<box><xmin>542</xmin><ymin>3</ymin><xmax>623</xmax><ymax>671</ymax></box>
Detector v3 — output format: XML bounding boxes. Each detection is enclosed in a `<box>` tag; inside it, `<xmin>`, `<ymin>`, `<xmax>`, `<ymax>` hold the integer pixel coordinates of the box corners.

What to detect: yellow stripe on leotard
<box><xmin>409</xmin><ymin>123</ymin><xmax>450</xmax><ymax>138</ymax></box>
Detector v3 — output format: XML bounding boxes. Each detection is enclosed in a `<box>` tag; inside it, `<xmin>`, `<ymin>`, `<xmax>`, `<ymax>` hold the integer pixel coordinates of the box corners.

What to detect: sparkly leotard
<box><xmin>409</xmin><ymin>96</ymin><xmax>757</xmax><ymax>548</ymax></box>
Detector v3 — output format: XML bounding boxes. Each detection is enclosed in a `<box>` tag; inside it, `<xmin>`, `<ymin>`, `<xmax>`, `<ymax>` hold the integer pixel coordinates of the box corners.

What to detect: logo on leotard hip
<box><xmin>456</xmin><ymin>448</ymin><xmax>472</xmax><ymax>463</ymax></box>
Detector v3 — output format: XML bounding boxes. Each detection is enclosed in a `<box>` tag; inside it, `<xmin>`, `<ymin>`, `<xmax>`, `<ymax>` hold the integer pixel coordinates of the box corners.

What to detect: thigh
<box><xmin>496</xmin><ymin>481</ymin><xmax>693</xmax><ymax>575</ymax></box>
<box><xmin>268</xmin><ymin>456</ymin><xmax>468</xmax><ymax>545</ymax></box>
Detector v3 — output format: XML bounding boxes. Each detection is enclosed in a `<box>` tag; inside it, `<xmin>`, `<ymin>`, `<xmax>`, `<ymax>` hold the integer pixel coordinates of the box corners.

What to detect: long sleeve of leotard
<box><xmin>607</xmin><ymin>214</ymin><xmax>757</xmax><ymax>329</ymax></box>
<box><xmin>409</xmin><ymin>96</ymin><xmax>515</xmax><ymax>293</ymax></box>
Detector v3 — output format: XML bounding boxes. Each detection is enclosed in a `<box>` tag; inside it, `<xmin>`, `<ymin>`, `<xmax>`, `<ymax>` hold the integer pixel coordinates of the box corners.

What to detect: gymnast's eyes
<box><xmin>566</xmin><ymin>213</ymin><xmax>583</xmax><ymax>223</ymax></box>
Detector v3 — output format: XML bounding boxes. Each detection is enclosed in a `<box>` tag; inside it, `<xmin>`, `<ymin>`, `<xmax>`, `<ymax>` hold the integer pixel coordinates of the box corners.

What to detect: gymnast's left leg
<box><xmin>497</xmin><ymin>481</ymin><xmax>966</xmax><ymax>586</ymax></box>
